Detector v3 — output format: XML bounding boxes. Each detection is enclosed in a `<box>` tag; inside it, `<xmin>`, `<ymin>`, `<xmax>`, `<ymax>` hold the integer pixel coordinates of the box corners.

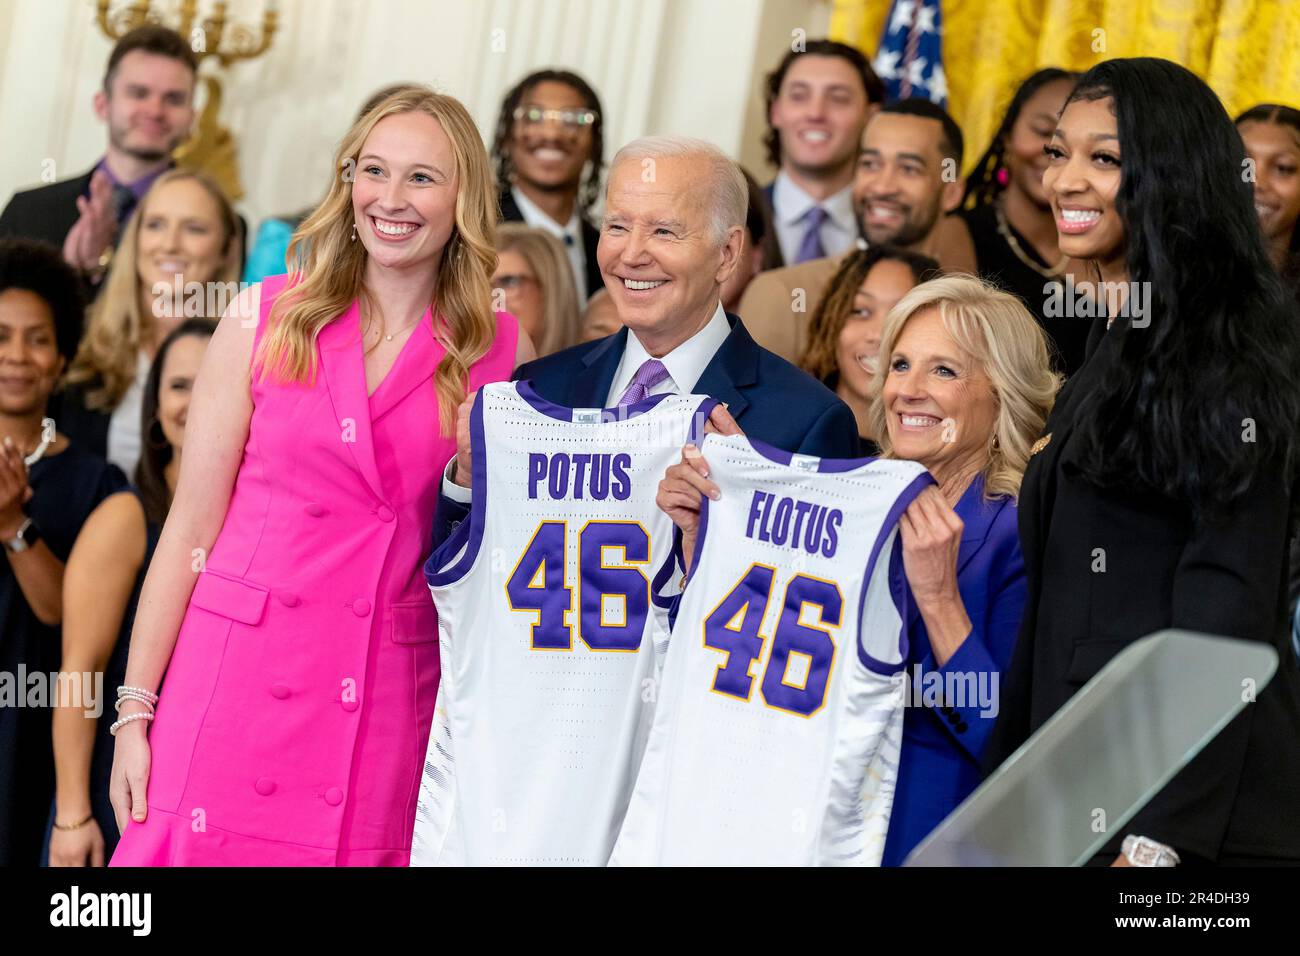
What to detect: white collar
<box><xmin>611</xmin><ymin>301</ymin><xmax>731</xmax><ymax>402</ymax></box>
<box><xmin>511</xmin><ymin>185</ymin><xmax>582</xmax><ymax>238</ymax></box>
<box><xmin>772</xmin><ymin>169</ymin><xmax>856</xmax><ymax>232</ymax></box>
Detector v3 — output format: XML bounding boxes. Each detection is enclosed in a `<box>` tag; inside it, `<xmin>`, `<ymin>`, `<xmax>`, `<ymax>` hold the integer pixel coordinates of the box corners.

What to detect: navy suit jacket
<box><xmin>881</xmin><ymin>474</ymin><xmax>1027</xmax><ymax>866</ymax></box>
<box><xmin>431</xmin><ymin>312</ymin><xmax>859</xmax><ymax>547</ymax></box>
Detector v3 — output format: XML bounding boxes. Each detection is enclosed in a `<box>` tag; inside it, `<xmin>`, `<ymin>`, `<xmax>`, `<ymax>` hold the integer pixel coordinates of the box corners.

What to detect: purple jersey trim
<box><xmin>742</xmin><ymin>433</ymin><xmax>882</xmax><ymax>473</ymax></box>
<box><xmin>856</xmin><ymin>470</ymin><xmax>934</xmax><ymax>675</ymax></box>
<box><xmin>425</xmin><ymin>388</ymin><xmax>490</xmax><ymax>587</ymax></box>
<box><xmin>650</xmin><ymin>396</ymin><xmax>720</xmax><ymax>610</ymax></box>
<box><xmin>515</xmin><ymin>378</ymin><xmax>672</xmax><ymax>423</ymax></box>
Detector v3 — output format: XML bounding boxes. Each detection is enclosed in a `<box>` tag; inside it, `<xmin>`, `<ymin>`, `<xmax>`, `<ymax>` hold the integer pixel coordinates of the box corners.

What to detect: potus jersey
<box><xmin>411</xmin><ymin>380</ymin><xmax>715</xmax><ymax>866</ymax></box>
<box><xmin>612</xmin><ymin>432</ymin><xmax>932</xmax><ymax>866</ymax></box>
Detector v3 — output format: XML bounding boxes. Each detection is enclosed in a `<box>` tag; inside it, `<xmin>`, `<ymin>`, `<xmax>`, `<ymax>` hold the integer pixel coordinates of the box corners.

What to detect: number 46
<box><xmin>506</xmin><ymin>520</ymin><xmax>651</xmax><ymax>652</ymax></box>
<box><xmin>703</xmin><ymin>563</ymin><xmax>842</xmax><ymax>717</ymax></box>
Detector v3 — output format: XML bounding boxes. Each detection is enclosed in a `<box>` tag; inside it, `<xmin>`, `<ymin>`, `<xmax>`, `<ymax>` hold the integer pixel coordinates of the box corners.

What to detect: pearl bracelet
<box><xmin>109</xmin><ymin>711</ymin><xmax>155</xmax><ymax>736</ymax></box>
<box><xmin>115</xmin><ymin>691</ymin><xmax>158</xmax><ymax>714</ymax></box>
<box><xmin>117</xmin><ymin>685</ymin><xmax>159</xmax><ymax>705</ymax></box>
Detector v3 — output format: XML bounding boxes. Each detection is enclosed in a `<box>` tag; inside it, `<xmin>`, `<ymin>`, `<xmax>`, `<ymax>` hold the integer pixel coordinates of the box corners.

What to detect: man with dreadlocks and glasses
<box><xmin>491</xmin><ymin>69</ymin><xmax>606</xmax><ymax>304</ymax></box>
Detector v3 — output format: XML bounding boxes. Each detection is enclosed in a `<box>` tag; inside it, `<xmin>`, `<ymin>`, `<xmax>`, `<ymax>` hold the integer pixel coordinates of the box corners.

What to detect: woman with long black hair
<box><xmin>986</xmin><ymin>57</ymin><xmax>1300</xmax><ymax>866</ymax></box>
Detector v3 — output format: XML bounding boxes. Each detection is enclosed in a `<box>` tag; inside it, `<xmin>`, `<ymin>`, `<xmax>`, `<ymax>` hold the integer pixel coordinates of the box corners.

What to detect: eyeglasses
<box><xmin>513</xmin><ymin>105</ymin><xmax>598</xmax><ymax>129</ymax></box>
<box><xmin>493</xmin><ymin>273</ymin><xmax>538</xmax><ymax>293</ymax></box>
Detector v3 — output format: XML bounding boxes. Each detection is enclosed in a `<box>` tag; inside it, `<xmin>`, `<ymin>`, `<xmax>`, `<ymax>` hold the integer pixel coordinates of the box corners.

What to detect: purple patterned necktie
<box><xmin>617</xmin><ymin>358</ymin><xmax>671</xmax><ymax>406</ymax></box>
<box><xmin>794</xmin><ymin>205</ymin><xmax>828</xmax><ymax>263</ymax></box>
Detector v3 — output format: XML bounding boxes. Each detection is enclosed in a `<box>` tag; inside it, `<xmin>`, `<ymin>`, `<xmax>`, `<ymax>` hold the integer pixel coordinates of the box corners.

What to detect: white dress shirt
<box><xmin>106</xmin><ymin>350</ymin><xmax>150</xmax><ymax>478</ymax></box>
<box><xmin>442</xmin><ymin>301</ymin><xmax>731</xmax><ymax>503</ymax></box>
<box><xmin>771</xmin><ymin>170</ymin><xmax>857</xmax><ymax>265</ymax></box>
<box><xmin>511</xmin><ymin>186</ymin><xmax>589</xmax><ymax>306</ymax></box>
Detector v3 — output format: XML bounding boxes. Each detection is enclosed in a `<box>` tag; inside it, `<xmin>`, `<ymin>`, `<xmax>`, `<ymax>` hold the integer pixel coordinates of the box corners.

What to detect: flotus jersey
<box><xmin>411</xmin><ymin>381</ymin><xmax>715</xmax><ymax>866</ymax></box>
<box><xmin>612</xmin><ymin>433</ymin><xmax>931</xmax><ymax>866</ymax></box>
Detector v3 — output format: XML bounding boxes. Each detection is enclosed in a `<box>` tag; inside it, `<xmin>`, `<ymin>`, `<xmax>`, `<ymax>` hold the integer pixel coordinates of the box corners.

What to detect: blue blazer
<box><xmin>881</xmin><ymin>474</ymin><xmax>1027</xmax><ymax>866</ymax></box>
<box><xmin>431</xmin><ymin>313</ymin><xmax>859</xmax><ymax>547</ymax></box>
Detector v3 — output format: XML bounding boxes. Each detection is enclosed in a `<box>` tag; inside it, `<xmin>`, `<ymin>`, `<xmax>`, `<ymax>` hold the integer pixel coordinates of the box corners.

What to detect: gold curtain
<box><xmin>830</xmin><ymin>0</ymin><xmax>1300</xmax><ymax>175</ymax></box>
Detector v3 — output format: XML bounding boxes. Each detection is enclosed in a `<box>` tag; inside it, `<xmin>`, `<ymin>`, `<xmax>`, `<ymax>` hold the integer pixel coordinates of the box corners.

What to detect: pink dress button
<box><xmin>324</xmin><ymin>787</ymin><xmax>344</xmax><ymax>806</ymax></box>
<box><xmin>352</xmin><ymin>599</ymin><xmax>371</xmax><ymax>617</ymax></box>
<box><xmin>255</xmin><ymin>777</ymin><xmax>276</xmax><ymax>796</ymax></box>
<box><xmin>376</xmin><ymin>505</ymin><xmax>395</xmax><ymax>522</ymax></box>
<box><xmin>304</xmin><ymin>503</ymin><xmax>325</xmax><ymax>517</ymax></box>
<box><xmin>270</xmin><ymin>683</ymin><xmax>290</xmax><ymax>700</ymax></box>
<box><xmin>278</xmin><ymin>591</ymin><xmax>300</xmax><ymax>607</ymax></box>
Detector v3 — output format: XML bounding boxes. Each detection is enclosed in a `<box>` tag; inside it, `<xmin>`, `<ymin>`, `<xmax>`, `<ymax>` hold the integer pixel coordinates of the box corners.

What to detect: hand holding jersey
<box><xmin>413</xmin><ymin>381</ymin><xmax>717</xmax><ymax>866</ymax></box>
<box><xmin>614</xmin><ymin>433</ymin><xmax>933</xmax><ymax>864</ymax></box>
<box><xmin>655</xmin><ymin>402</ymin><xmax>744</xmax><ymax>569</ymax></box>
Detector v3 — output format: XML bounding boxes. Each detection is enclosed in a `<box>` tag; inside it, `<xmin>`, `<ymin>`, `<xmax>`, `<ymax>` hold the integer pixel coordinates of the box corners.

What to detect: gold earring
<box><xmin>350</xmin><ymin>222</ymin><xmax>358</xmax><ymax>242</ymax></box>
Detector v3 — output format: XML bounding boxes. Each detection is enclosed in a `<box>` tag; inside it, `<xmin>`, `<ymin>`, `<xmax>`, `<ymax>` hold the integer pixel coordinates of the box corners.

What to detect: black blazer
<box><xmin>431</xmin><ymin>314</ymin><xmax>860</xmax><ymax>548</ymax></box>
<box><xmin>0</xmin><ymin>166</ymin><xmax>248</xmax><ymax>280</ymax></box>
<box><xmin>986</xmin><ymin>314</ymin><xmax>1300</xmax><ymax>863</ymax></box>
<box><xmin>0</xmin><ymin>170</ymin><xmax>95</xmax><ymax>249</ymax></box>
<box><xmin>498</xmin><ymin>185</ymin><xmax>603</xmax><ymax>298</ymax></box>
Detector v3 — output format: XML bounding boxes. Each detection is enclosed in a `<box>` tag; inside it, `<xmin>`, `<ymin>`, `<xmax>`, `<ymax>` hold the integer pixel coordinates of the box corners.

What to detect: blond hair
<box><xmin>65</xmin><ymin>168</ymin><xmax>239</xmax><ymax>410</ymax></box>
<box><xmin>259</xmin><ymin>86</ymin><xmax>498</xmax><ymax>433</ymax></box>
<box><xmin>864</xmin><ymin>273</ymin><xmax>1061</xmax><ymax>500</ymax></box>
<box><xmin>495</xmin><ymin>224</ymin><xmax>581</xmax><ymax>356</ymax></box>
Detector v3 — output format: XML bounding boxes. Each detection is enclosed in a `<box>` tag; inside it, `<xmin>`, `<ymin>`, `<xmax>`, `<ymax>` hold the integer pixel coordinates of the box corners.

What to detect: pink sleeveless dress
<box><xmin>110</xmin><ymin>274</ymin><xmax>518</xmax><ymax>866</ymax></box>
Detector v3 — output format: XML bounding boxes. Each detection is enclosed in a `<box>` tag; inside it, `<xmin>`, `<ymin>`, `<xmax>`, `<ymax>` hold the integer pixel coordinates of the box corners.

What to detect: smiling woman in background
<box><xmin>55</xmin><ymin>169</ymin><xmax>239</xmax><ymax>476</ymax></box>
<box><xmin>953</xmin><ymin>68</ymin><xmax>1086</xmax><ymax>374</ymax></box>
<box><xmin>799</xmin><ymin>245</ymin><xmax>939</xmax><ymax>455</ymax></box>
<box><xmin>1236</xmin><ymin>104</ymin><xmax>1300</xmax><ymax>293</ymax></box>
<box><xmin>492</xmin><ymin>224</ymin><xmax>581</xmax><ymax>358</ymax></box>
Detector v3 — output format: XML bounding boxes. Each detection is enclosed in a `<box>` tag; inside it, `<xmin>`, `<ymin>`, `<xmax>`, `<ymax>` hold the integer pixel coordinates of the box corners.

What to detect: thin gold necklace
<box><xmin>362</xmin><ymin>302</ymin><xmax>424</xmax><ymax>342</ymax></box>
<box><xmin>995</xmin><ymin>198</ymin><xmax>1068</xmax><ymax>279</ymax></box>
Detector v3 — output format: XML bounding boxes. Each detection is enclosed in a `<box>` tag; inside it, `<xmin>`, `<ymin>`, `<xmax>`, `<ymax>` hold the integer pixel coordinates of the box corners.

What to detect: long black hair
<box><xmin>491</xmin><ymin>69</ymin><xmax>605</xmax><ymax>218</ymax></box>
<box><xmin>1235</xmin><ymin>103</ymin><xmax>1300</xmax><ymax>289</ymax></box>
<box><xmin>963</xmin><ymin>67</ymin><xmax>1078</xmax><ymax>211</ymax></box>
<box><xmin>1067</xmin><ymin>58</ymin><xmax>1300</xmax><ymax>514</ymax></box>
<box><xmin>136</xmin><ymin>319</ymin><xmax>217</xmax><ymax>526</ymax></box>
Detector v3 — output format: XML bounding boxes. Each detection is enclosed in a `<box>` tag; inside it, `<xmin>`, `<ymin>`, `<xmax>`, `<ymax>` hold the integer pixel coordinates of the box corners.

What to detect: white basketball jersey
<box><xmin>612</xmin><ymin>432</ymin><xmax>932</xmax><ymax>866</ymax></box>
<box><xmin>412</xmin><ymin>380</ymin><xmax>716</xmax><ymax>866</ymax></box>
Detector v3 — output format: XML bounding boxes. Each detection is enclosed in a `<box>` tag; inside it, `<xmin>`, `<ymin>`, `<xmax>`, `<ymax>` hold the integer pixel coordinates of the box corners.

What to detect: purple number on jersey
<box><xmin>507</xmin><ymin>520</ymin><xmax>651</xmax><ymax>652</ymax></box>
<box><xmin>579</xmin><ymin>522</ymin><xmax>650</xmax><ymax>650</ymax></box>
<box><xmin>702</xmin><ymin>563</ymin><xmax>776</xmax><ymax>700</ymax></box>
<box><xmin>506</xmin><ymin>521</ymin><xmax>572</xmax><ymax>649</ymax></box>
<box><xmin>760</xmin><ymin>575</ymin><xmax>842</xmax><ymax>717</ymax></box>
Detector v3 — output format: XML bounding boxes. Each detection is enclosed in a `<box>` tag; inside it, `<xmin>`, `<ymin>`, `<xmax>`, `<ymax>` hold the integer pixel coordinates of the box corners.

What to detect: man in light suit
<box><xmin>740</xmin><ymin>99</ymin><xmax>975</xmax><ymax>364</ymax></box>
<box><xmin>433</xmin><ymin>136</ymin><xmax>859</xmax><ymax>546</ymax></box>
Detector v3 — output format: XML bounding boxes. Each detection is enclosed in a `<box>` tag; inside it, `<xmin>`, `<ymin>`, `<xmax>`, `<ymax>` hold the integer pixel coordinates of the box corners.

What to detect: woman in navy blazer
<box><xmin>857</xmin><ymin>275</ymin><xmax>1059</xmax><ymax>866</ymax></box>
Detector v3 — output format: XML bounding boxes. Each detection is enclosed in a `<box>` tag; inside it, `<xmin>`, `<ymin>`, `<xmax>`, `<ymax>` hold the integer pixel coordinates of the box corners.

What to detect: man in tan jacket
<box><xmin>739</xmin><ymin>99</ymin><xmax>974</xmax><ymax>364</ymax></box>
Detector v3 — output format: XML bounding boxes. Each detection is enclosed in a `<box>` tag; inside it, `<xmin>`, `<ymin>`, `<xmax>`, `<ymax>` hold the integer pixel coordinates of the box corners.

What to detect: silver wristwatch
<box><xmin>1122</xmin><ymin>834</ymin><xmax>1181</xmax><ymax>867</ymax></box>
<box><xmin>3</xmin><ymin>517</ymin><xmax>38</xmax><ymax>553</ymax></box>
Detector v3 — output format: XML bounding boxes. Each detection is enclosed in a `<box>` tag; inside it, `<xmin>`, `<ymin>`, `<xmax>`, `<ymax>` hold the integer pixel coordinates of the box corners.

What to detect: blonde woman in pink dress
<box><xmin>108</xmin><ymin>87</ymin><xmax>534</xmax><ymax>866</ymax></box>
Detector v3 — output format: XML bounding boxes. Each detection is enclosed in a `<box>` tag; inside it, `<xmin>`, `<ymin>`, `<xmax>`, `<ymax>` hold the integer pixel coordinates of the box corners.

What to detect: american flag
<box><xmin>873</xmin><ymin>0</ymin><xmax>948</xmax><ymax>106</ymax></box>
